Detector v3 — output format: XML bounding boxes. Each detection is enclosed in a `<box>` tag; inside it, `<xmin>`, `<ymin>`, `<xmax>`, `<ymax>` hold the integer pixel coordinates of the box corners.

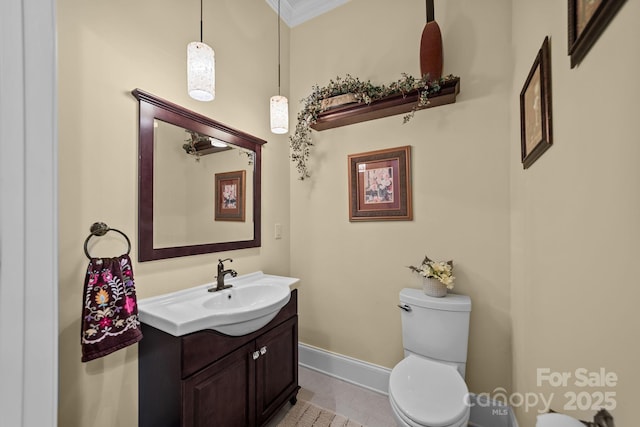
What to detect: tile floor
<box><xmin>268</xmin><ymin>366</ymin><xmax>397</xmax><ymax>427</ymax></box>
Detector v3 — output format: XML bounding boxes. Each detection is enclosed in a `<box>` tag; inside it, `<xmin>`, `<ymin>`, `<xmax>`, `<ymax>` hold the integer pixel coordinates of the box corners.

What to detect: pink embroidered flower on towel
<box><xmin>124</xmin><ymin>296</ymin><xmax>136</xmax><ymax>314</ymax></box>
<box><xmin>102</xmin><ymin>270</ymin><xmax>113</xmax><ymax>282</ymax></box>
<box><xmin>89</xmin><ymin>272</ymin><xmax>99</xmax><ymax>285</ymax></box>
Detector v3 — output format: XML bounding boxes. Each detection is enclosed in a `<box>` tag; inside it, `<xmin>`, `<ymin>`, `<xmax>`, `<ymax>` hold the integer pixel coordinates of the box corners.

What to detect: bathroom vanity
<box><xmin>138</xmin><ymin>289</ymin><xmax>299</xmax><ymax>427</ymax></box>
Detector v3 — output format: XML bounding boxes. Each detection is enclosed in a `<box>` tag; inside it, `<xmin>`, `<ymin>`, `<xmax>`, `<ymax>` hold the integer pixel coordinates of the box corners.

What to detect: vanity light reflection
<box><xmin>210</xmin><ymin>137</ymin><xmax>228</xmax><ymax>148</ymax></box>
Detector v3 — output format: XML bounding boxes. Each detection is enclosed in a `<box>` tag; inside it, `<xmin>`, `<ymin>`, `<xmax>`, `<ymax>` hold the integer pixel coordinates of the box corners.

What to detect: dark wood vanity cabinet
<box><xmin>139</xmin><ymin>290</ymin><xmax>299</xmax><ymax>427</ymax></box>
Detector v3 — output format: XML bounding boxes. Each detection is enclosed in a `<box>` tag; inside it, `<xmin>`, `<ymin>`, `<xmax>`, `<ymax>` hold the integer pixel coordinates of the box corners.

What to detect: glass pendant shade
<box><xmin>270</xmin><ymin>95</ymin><xmax>289</xmax><ymax>134</ymax></box>
<box><xmin>187</xmin><ymin>41</ymin><xmax>215</xmax><ymax>102</ymax></box>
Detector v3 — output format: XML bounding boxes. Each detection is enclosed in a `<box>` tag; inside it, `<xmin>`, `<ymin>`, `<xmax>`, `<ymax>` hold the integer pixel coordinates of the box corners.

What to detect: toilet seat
<box><xmin>389</xmin><ymin>355</ymin><xmax>470</xmax><ymax>427</ymax></box>
<box><xmin>390</xmin><ymin>392</ymin><xmax>469</xmax><ymax>427</ymax></box>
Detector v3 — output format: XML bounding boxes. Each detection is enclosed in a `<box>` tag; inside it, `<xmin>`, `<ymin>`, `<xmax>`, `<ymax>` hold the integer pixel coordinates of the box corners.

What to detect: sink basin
<box><xmin>138</xmin><ymin>271</ymin><xmax>299</xmax><ymax>336</ymax></box>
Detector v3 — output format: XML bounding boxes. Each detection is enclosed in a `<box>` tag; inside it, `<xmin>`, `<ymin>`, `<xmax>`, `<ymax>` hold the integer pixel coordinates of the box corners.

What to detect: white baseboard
<box><xmin>298</xmin><ymin>343</ymin><xmax>519</xmax><ymax>427</ymax></box>
<box><xmin>298</xmin><ymin>343</ymin><xmax>391</xmax><ymax>395</ymax></box>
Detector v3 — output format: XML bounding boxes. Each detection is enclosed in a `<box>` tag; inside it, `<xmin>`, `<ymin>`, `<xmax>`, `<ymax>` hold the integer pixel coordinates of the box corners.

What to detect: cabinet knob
<box><xmin>260</xmin><ymin>346</ymin><xmax>267</xmax><ymax>355</ymax></box>
<box><xmin>252</xmin><ymin>351</ymin><xmax>260</xmax><ymax>360</ymax></box>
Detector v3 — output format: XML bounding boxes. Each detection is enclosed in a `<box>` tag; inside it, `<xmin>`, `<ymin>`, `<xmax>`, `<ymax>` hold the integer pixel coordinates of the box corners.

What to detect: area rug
<box><xmin>276</xmin><ymin>399</ymin><xmax>364</xmax><ymax>427</ymax></box>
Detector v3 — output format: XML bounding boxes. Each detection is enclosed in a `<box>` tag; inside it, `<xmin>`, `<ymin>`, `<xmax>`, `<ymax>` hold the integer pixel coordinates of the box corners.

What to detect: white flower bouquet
<box><xmin>408</xmin><ymin>255</ymin><xmax>455</xmax><ymax>289</ymax></box>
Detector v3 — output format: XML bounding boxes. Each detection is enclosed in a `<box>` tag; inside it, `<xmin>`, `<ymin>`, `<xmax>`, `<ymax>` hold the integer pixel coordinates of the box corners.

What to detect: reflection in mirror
<box><xmin>133</xmin><ymin>89</ymin><xmax>266</xmax><ymax>262</ymax></box>
<box><xmin>153</xmin><ymin>120</ymin><xmax>254</xmax><ymax>248</ymax></box>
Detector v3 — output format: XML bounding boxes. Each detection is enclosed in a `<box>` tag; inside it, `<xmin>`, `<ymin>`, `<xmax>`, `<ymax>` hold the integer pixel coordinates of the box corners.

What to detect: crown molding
<box><xmin>265</xmin><ymin>0</ymin><xmax>350</xmax><ymax>27</ymax></box>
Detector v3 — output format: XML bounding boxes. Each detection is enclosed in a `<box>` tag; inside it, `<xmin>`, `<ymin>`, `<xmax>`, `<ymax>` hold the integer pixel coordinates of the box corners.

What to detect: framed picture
<box><xmin>568</xmin><ymin>0</ymin><xmax>627</xmax><ymax>68</ymax></box>
<box><xmin>520</xmin><ymin>36</ymin><xmax>553</xmax><ymax>169</ymax></box>
<box><xmin>347</xmin><ymin>146</ymin><xmax>412</xmax><ymax>221</ymax></box>
<box><xmin>214</xmin><ymin>170</ymin><xmax>246</xmax><ymax>222</ymax></box>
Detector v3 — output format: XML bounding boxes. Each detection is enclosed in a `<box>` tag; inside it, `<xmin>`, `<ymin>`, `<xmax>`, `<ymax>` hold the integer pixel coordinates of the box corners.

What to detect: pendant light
<box><xmin>270</xmin><ymin>0</ymin><xmax>288</xmax><ymax>134</ymax></box>
<box><xmin>187</xmin><ymin>0</ymin><xmax>215</xmax><ymax>101</ymax></box>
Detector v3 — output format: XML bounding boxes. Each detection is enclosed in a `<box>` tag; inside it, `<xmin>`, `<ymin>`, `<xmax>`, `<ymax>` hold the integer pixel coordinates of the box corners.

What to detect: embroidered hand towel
<box><xmin>81</xmin><ymin>254</ymin><xmax>142</xmax><ymax>362</ymax></box>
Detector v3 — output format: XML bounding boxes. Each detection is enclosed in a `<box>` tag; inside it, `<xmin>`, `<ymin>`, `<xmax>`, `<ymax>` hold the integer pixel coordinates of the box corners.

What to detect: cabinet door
<box><xmin>182</xmin><ymin>342</ymin><xmax>256</xmax><ymax>427</ymax></box>
<box><xmin>255</xmin><ymin>316</ymin><xmax>298</xmax><ymax>425</ymax></box>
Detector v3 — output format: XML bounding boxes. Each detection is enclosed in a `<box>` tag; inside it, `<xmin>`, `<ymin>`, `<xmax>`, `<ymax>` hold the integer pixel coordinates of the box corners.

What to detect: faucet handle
<box><xmin>218</xmin><ymin>258</ymin><xmax>233</xmax><ymax>270</ymax></box>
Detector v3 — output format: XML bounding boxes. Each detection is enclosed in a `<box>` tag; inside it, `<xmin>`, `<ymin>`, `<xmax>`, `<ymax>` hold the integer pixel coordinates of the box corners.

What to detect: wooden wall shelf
<box><xmin>310</xmin><ymin>77</ymin><xmax>460</xmax><ymax>131</ymax></box>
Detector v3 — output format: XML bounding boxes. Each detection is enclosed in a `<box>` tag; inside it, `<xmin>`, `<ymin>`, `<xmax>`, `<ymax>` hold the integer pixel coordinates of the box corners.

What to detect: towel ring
<box><xmin>84</xmin><ymin>222</ymin><xmax>131</xmax><ymax>259</ymax></box>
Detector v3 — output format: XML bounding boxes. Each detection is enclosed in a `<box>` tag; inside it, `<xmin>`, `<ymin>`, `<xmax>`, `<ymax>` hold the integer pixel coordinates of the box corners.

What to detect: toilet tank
<box><xmin>399</xmin><ymin>288</ymin><xmax>471</xmax><ymax>365</ymax></box>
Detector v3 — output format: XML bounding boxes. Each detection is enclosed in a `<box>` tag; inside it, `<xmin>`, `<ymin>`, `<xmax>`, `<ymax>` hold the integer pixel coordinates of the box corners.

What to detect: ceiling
<box><xmin>264</xmin><ymin>0</ymin><xmax>350</xmax><ymax>27</ymax></box>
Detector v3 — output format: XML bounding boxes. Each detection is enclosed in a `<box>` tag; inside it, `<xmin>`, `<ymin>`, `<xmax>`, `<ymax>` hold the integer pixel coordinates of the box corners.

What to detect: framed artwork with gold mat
<box><xmin>214</xmin><ymin>170</ymin><xmax>246</xmax><ymax>222</ymax></box>
<box><xmin>347</xmin><ymin>146</ymin><xmax>412</xmax><ymax>221</ymax></box>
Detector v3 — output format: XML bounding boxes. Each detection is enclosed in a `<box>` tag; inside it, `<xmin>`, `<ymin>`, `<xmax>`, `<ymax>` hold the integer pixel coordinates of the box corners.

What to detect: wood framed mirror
<box><xmin>133</xmin><ymin>89</ymin><xmax>266</xmax><ymax>261</ymax></box>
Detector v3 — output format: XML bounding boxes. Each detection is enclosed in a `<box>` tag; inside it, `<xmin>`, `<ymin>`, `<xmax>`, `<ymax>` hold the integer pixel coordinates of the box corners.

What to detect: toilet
<box><xmin>535</xmin><ymin>413</ymin><xmax>589</xmax><ymax>427</ymax></box>
<box><xmin>389</xmin><ymin>288</ymin><xmax>472</xmax><ymax>427</ymax></box>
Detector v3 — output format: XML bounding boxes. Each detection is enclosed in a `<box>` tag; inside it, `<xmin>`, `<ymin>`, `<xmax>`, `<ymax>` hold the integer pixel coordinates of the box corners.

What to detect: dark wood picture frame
<box><xmin>215</xmin><ymin>170</ymin><xmax>246</xmax><ymax>222</ymax></box>
<box><xmin>520</xmin><ymin>37</ymin><xmax>553</xmax><ymax>169</ymax></box>
<box><xmin>348</xmin><ymin>146</ymin><xmax>412</xmax><ymax>221</ymax></box>
<box><xmin>568</xmin><ymin>0</ymin><xmax>627</xmax><ymax>68</ymax></box>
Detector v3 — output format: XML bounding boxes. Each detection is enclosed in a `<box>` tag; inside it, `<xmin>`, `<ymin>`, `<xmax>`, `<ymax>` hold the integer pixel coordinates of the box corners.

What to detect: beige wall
<box><xmin>289</xmin><ymin>0</ymin><xmax>513</xmax><ymax>397</ymax></box>
<box><xmin>57</xmin><ymin>0</ymin><xmax>290</xmax><ymax>425</ymax></box>
<box><xmin>510</xmin><ymin>0</ymin><xmax>640</xmax><ymax>425</ymax></box>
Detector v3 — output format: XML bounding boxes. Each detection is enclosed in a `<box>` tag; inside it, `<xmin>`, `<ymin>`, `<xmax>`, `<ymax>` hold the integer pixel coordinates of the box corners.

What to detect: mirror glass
<box><xmin>153</xmin><ymin>120</ymin><xmax>255</xmax><ymax>247</ymax></box>
<box><xmin>134</xmin><ymin>89</ymin><xmax>266</xmax><ymax>261</ymax></box>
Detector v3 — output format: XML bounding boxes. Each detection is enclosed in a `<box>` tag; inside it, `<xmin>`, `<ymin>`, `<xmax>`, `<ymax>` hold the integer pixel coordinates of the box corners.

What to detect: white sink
<box><xmin>138</xmin><ymin>271</ymin><xmax>299</xmax><ymax>336</ymax></box>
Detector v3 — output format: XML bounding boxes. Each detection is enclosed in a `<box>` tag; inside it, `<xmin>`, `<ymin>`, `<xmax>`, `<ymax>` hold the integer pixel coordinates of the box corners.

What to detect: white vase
<box><xmin>423</xmin><ymin>277</ymin><xmax>447</xmax><ymax>297</ymax></box>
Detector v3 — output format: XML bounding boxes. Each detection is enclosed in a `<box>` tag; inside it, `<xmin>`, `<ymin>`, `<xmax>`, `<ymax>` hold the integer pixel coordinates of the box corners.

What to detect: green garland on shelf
<box><xmin>290</xmin><ymin>73</ymin><xmax>458</xmax><ymax>180</ymax></box>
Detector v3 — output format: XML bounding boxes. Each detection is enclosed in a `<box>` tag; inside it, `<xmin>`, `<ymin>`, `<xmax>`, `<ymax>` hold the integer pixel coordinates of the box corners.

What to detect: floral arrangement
<box><xmin>290</xmin><ymin>73</ymin><xmax>459</xmax><ymax>180</ymax></box>
<box><xmin>182</xmin><ymin>130</ymin><xmax>206</xmax><ymax>161</ymax></box>
<box><xmin>408</xmin><ymin>255</ymin><xmax>455</xmax><ymax>289</ymax></box>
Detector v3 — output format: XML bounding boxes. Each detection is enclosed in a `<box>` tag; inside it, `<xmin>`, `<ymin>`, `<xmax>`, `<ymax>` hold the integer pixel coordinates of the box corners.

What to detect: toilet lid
<box><xmin>389</xmin><ymin>355</ymin><xmax>469</xmax><ymax>427</ymax></box>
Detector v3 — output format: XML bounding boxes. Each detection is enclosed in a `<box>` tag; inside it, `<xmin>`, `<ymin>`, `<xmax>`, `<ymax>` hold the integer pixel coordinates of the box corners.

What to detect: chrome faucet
<box><xmin>209</xmin><ymin>258</ymin><xmax>237</xmax><ymax>292</ymax></box>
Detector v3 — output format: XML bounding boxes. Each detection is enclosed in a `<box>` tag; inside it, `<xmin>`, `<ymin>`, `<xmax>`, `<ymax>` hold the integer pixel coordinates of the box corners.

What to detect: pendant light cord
<box><xmin>200</xmin><ymin>0</ymin><xmax>204</xmax><ymax>42</ymax></box>
<box><xmin>277</xmin><ymin>0</ymin><xmax>281</xmax><ymax>96</ymax></box>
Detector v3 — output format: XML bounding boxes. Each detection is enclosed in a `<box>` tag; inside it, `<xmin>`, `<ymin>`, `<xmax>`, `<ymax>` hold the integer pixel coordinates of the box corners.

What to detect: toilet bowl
<box><xmin>535</xmin><ymin>413</ymin><xmax>587</xmax><ymax>427</ymax></box>
<box><xmin>389</xmin><ymin>354</ymin><xmax>470</xmax><ymax>427</ymax></box>
<box><xmin>389</xmin><ymin>289</ymin><xmax>472</xmax><ymax>427</ymax></box>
